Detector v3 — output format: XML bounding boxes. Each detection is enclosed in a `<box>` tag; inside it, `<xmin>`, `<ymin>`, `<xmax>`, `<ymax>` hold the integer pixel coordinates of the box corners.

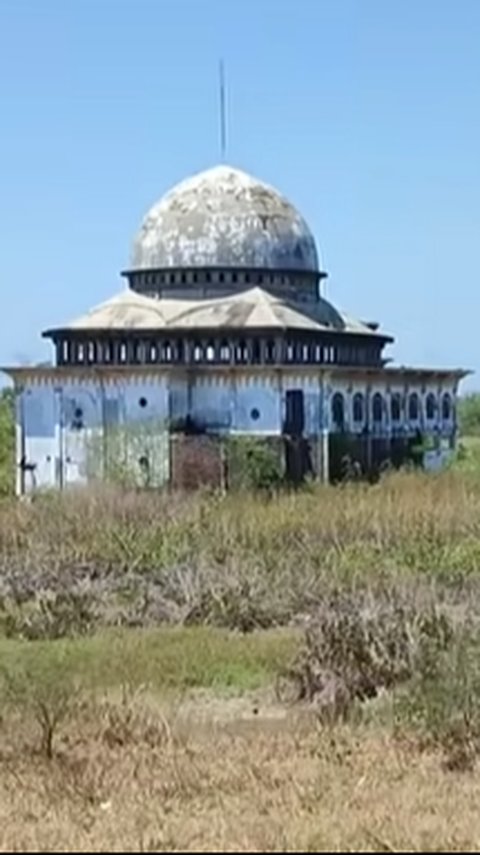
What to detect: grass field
<box><xmin>3</xmin><ymin>468</ymin><xmax>480</xmax><ymax>849</ymax></box>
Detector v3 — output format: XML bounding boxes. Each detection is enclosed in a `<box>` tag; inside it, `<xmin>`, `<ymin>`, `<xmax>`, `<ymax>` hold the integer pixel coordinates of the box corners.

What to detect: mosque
<box><xmin>4</xmin><ymin>164</ymin><xmax>467</xmax><ymax>493</ymax></box>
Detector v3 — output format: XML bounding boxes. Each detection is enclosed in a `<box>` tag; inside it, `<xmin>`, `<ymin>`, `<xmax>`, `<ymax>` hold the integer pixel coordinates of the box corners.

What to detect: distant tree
<box><xmin>0</xmin><ymin>387</ymin><xmax>15</xmax><ymax>496</ymax></box>
<box><xmin>458</xmin><ymin>393</ymin><xmax>480</xmax><ymax>437</ymax></box>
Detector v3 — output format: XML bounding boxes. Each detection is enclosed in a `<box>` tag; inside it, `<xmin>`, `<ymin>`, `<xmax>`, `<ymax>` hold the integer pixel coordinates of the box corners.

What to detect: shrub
<box><xmin>226</xmin><ymin>437</ymin><xmax>283</xmax><ymax>491</ymax></box>
<box><xmin>0</xmin><ymin>646</ymin><xmax>80</xmax><ymax>758</ymax></box>
<box><xmin>276</xmin><ymin>590</ymin><xmax>454</xmax><ymax>721</ymax></box>
<box><xmin>394</xmin><ymin>625</ymin><xmax>480</xmax><ymax>771</ymax></box>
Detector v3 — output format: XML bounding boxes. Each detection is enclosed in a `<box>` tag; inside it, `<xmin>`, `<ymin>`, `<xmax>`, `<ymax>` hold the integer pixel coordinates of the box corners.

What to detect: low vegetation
<box><xmin>1</xmin><ymin>392</ymin><xmax>480</xmax><ymax>847</ymax></box>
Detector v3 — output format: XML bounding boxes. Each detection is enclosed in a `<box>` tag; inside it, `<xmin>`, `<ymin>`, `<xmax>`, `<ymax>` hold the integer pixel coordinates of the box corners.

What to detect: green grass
<box><xmin>0</xmin><ymin>626</ymin><xmax>300</xmax><ymax>695</ymax></box>
<box><xmin>453</xmin><ymin>435</ymin><xmax>480</xmax><ymax>474</ymax></box>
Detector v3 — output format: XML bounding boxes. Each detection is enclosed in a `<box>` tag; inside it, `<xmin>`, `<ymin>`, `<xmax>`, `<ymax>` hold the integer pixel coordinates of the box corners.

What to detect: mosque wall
<box><xmin>17</xmin><ymin>375</ymin><xmax>170</xmax><ymax>494</ymax></box>
<box><xmin>13</xmin><ymin>370</ymin><xmax>458</xmax><ymax>495</ymax></box>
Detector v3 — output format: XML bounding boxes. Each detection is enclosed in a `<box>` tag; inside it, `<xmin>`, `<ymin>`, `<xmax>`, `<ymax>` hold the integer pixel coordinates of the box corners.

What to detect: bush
<box><xmin>458</xmin><ymin>393</ymin><xmax>480</xmax><ymax>437</ymax></box>
<box><xmin>276</xmin><ymin>590</ymin><xmax>454</xmax><ymax>721</ymax></box>
<box><xmin>0</xmin><ymin>646</ymin><xmax>80</xmax><ymax>758</ymax></box>
<box><xmin>226</xmin><ymin>437</ymin><xmax>283</xmax><ymax>491</ymax></box>
<box><xmin>394</xmin><ymin>626</ymin><xmax>480</xmax><ymax>771</ymax></box>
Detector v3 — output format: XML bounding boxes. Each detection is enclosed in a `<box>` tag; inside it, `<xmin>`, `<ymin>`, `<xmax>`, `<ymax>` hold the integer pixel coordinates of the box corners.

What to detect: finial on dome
<box><xmin>219</xmin><ymin>60</ymin><xmax>227</xmax><ymax>162</ymax></box>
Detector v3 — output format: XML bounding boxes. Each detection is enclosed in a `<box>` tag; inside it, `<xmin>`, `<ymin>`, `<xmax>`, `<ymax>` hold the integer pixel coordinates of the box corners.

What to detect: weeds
<box><xmin>1</xmin><ymin>472</ymin><xmax>480</xmax><ymax>637</ymax></box>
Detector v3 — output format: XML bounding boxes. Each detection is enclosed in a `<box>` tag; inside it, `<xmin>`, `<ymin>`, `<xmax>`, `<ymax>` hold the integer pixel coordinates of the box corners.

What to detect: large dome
<box><xmin>130</xmin><ymin>165</ymin><xmax>319</xmax><ymax>273</ymax></box>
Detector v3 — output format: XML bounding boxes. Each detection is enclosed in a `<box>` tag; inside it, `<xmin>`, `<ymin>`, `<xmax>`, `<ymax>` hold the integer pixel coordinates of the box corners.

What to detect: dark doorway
<box><xmin>284</xmin><ymin>389</ymin><xmax>305</xmax><ymax>437</ymax></box>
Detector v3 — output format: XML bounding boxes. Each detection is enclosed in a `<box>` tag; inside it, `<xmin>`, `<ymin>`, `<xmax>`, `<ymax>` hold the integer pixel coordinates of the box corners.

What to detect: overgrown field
<box><xmin>2</xmin><ymin>471</ymin><xmax>480</xmax><ymax>635</ymax></box>
<box><xmin>4</xmin><ymin>472</ymin><xmax>480</xmax><ymax>849</ymax></box>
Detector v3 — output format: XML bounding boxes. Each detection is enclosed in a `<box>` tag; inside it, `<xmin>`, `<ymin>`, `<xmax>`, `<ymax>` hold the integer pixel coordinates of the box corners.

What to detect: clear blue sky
<box><xmin>1</xmin><ymin>0</ymin><xmax>479</xmax><ymax>388</ymax></box>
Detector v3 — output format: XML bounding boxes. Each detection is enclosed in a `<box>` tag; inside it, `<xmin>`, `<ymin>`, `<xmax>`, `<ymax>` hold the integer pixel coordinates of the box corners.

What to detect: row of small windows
<box><xmin>59</xmin><ymin>338</ymin><xmax>381</xmax><ymax>367</ymax></box>
<box><xmin>331</xmin><ymin>391</ymin><xmax>453</xmax><ymax>428</ymax></box>
<box><xmin>131</xmin><ymin>269</ymin><xmax>313</xmax><ymax>289</ymax></box>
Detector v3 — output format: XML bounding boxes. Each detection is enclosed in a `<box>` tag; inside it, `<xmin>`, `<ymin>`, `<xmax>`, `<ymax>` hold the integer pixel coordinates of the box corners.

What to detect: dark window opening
<box><xmin>353</xmin><ymin>393</ymin><xmax>364</xmax><ymax>423</ymax></box>
<box><xmin>409</xmin><ymin>393</ymin><xmax>420</xmax><ymax>421</ymax></box>
<box><xmin>331</xmin><ymin>392</ymin><xmax>345</xmax><ymax>431</ymax></box>
<box><xmin>426</xmin><ymin>393</ymin><xmax>437</xmax><ymax>420</ymax></box>
<box><xmin>285</xmin><ymin>389</ymin><xmax>305</xmax><ymax>436</ymax></box>
<box><xmin>372</xmin><ymin>392</ymin><xmax>384</xmax><ymax>424</ymax></box>
<box><xmin>250</xmin><ymin>408</ymin><xmax>260</xmax><ymax>421</ymax></box>
<box><xmin>139</xmin><ymin>397</ymin><xmax>148</xmax><ymax>409</ymax></box>
<box><xmin>265</xmin><ymin>340</ymin><xmax>275</xmax><ymax>363</ymax></box>
<box><xmin>391</xmin><ymin>394</ymin><xmax>402</xmax><ymax>422</ymax></box>
<box><xmin>442</xmin><ymin>393</ymin><xmax>452</xmax><ymax>421</ymax></box>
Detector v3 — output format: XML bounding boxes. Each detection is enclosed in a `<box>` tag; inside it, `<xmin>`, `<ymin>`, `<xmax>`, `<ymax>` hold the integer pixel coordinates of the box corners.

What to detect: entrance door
<box><xmin>284</xmin><ymin>389</ymin><xmax>305</xmax><ymax>437</ymax></box>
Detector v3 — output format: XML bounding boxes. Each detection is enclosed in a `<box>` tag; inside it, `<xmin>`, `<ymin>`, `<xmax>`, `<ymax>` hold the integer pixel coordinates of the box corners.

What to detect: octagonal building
<box><xmin>4</xmin><ymin>164</ymin><xmax>468</xmax><ymax>492</ymax></box>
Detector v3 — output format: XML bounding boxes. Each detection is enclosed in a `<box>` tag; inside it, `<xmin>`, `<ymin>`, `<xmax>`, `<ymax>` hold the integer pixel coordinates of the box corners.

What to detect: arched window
<box><xmin>220</xmin><ymin>340</ymin><xmax>230</xmax><ymax>362</ymax></box>
<box><xmin>163</xmin><ymin>341</ymin><xmax>173</xmax><ymax>362</ymax></box>
<box><xmin>235</xmin><ymin>340</ymin><xmax>248</xmax><ymax>363</ymax></box>
<box><xmin>206</xmin><ymin>340</ymin><xmax>216</xmax><ymax>362</ymax></box>
<box><xmin>102</xmin><ymin>341</ymin><xmax>112</xmax><ymax>363</ymax></box>
<box><xmin>135</xmin><ymin>341</ymin><xmax>145</xmax><ymax>364</ymax></box>
<box><xmin>331</xmin><ymin>392</ymin><xmax>345</xmax><ymax>431</ymax></box>
<box><xmin>442</xmin><ymin>393</ymin><xmax>452</xmax><ymax>421</ymax></box>
<box><xmin>286</xmin><ymin>342</ymin><xmax>295</xmax><ymax>362</ymax></box>
<box><xmin>353</xmin><ymin>392</ymin><xmax>364</xmax><ymax>424</ymax></box>
<box><xmin>409</xmin><ymin>392</ymin><xmax>420</xmax><ymax>421</ymax></box>
<box><xmin>252</xmin><ymin>339</ymin><xmax>261</xmax><ymax>364</ymax></box>
<box><xmin>302</xmin><ymin>343</ymin><xmax>310</xmax><ymax>363</ymax></box>
<box><xmin>372</xmin><ymin>392</ymin><xmax>384</xmax><ymax>424</ymax></box>
<box><xmin>265</xmin><ymin>339</ymin><xmax>275</xmax><ymax>363</ymax></box>
<box><xmin>391</xmin><ymin>394</ymin><xmax>402</xmax><ymax>422</ymax></box>
<box><xmin>426</xmin><ymin>393</ymin><xmax>437</xmax><ymax>420</ymax></box>
<box><xmin>193</xmin><ymin>343</ymin><xmax>203</xmax><ymax>363</ymax></box>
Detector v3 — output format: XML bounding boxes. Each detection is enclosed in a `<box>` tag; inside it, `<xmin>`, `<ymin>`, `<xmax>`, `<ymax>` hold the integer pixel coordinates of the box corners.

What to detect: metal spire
<box><xmin>219</xmin><ymin>60</ymin><xmax>227</xmax><ymax>161</ymax></box>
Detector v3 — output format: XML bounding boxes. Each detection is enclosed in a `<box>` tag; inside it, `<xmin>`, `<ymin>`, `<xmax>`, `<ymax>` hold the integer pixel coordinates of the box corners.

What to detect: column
<box><xmin>320</xmin><ymin>373</ymin><xmax>330</xmax><ymax>484</ymax></box>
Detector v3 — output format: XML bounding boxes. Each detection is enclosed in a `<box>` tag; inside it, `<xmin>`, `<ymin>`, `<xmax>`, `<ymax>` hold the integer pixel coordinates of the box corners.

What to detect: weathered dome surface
<box><xmin>131</xmin><ymin>165</ymin><xmax>319</xmax><ymax>273</ymax></box>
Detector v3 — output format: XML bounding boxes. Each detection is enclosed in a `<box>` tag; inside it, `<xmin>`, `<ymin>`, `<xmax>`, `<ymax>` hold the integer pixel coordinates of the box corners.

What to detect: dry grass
<box><xmin>2</xmin><ymin>470</ymin><xmax>480</xmax><ymax>636</ymax></box>
<box><xmin>0</xmin><ymin>696</ymin><xmax>479</xmax><ymax>852</ymax></box>
<box><xmin>2</xmin><ymin>472</ymin><xmax>480</xmax><ymax>848</ymax></box>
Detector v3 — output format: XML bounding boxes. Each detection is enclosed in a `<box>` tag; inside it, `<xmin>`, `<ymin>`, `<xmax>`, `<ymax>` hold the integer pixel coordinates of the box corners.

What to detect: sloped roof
<box><xmin>43</xmin><ymin>287</ymin><xmax>390</xmax><ymax>339</ymax></box>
